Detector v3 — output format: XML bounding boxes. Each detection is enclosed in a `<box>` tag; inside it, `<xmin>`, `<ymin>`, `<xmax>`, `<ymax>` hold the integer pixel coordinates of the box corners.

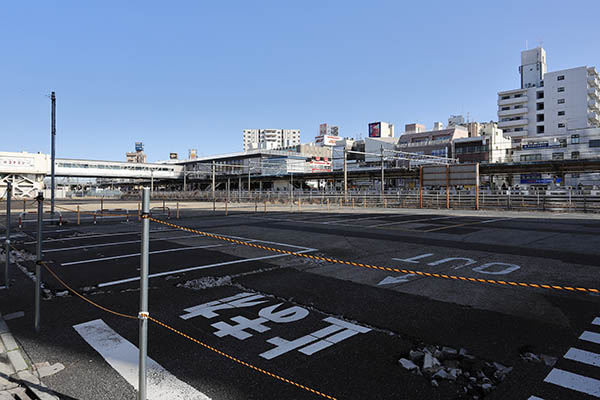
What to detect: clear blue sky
<box><xmin>1</xmin><ymin>1</ymin><xmax>599</xmax><ymax>162</ymax></box>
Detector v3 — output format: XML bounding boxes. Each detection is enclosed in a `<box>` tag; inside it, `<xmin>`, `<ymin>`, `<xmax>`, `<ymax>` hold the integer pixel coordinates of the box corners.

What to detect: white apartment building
<box><xmin>243</xmin><ymin>129</ymin><xmax>300</xmax><ymax>152</ymax></box>
<box><xmin>497</xmin><ymin>47</ymin><xmax>600</xmax><ymax>141</ymax></box>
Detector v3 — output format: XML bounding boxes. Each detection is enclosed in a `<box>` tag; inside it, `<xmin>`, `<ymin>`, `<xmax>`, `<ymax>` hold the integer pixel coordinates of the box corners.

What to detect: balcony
<box><xmin>498</xmin><ymin>107</ymin><xmax>528</xmax><ymax>117</ymax></box>
<box><xmin>589</xmin><ymin>99</ymin><xmax>600</xmax><ymax>111</ymax></box>
<box><xmin>589</xmin><ymin>112</ymin><xmax>600</xmax><ymax>122</ymax></box>
<box><xmin>498</xmin><ymin>118</ymin><xmax>528</xmax><ymax>128</ymax></box>
<box><xmin>498</xmin><ymin>96</ymin><xmax>528</xmax><ymax>106</ymax></box>
<box><xmin>588</xmin><ymin>75</ymin><xmax>600</xmax><ymax>88</ymax></box>
<box><xmin>589</xmin><ymin>87</ymin><xmax>600</xmax><ymax>100</ymax></box>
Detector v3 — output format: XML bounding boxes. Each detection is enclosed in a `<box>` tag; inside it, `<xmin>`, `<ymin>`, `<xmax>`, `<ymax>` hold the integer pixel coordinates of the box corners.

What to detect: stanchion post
<box><xmin>77</xmin><ymin>205</ymin><xmax>80</xmax><ymax>225</ymax></box>
<box><xmin>101</xmin><ymin>197</ymin><xmax>104</xmax><ymax>211</ymax></box>
<box><xmin>446</xmin><ymin>165</ymin><xmax>450</xmax><ymax>209</ymax></box>
<box><xmin>176</xmin><ymin>202</ymin><xmax>180</xmax><ymax>219</ymax></box>
<box><xmin>419</xmin><ymin>167</ymin><xmax>424</xmax><ymax>209</ymax></box>
<box><xmin>23</xmin><ymin>199</ymin><xmax>26</xmax><ymax>214</ymax></box>
<box><xmin>225</xmin><ymin>197</ymin><xmax>228</xmax><ymax>216</ymax></box>
<box><xmin>138</xmin><ymin>203</ymin><xmax>141</xmax><ymax>222</ymax></box>
<box><xmin>5</xmin><ymin>182</ymin><xmax>12</xmax><ymax>288</ymax></box>
<box><xmin>138</xmin><ymin>188</ymin><xmax>150</xmax><ymax>400</ymax></box>
<box><xmin>34</xmin><ymin>192</ymin><xmax>43</xmax><ymax>332</ymax></box>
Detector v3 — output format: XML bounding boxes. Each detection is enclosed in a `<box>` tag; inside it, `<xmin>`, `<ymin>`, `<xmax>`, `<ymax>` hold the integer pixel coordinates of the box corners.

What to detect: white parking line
<box><xmin>580</xmin><ymin>331</ymin><xmax>600</xmax><ymax>345</ymax></box>
<box><xmin>544</xmin><ymin>368</ymin><xmax>600</xmax><ymax>397</ymax></box>
<box><xmin>528</xmin><ymin>396</ymin><xmax>545</xmax><ymax>400</ymax></box>
<box><xmin>61</xmin><ymin>244</ymin><xmax>226</xmax><ymax>266</ymax></box>
<box><xmin>593</xmin><ymin>317</ymin><xmax>600</xmax><ymax>326</ymax></box>
<box><xmin>97</xmin><ymin>251</ymin><xmax>314</xmax><ymax>288</ymax></box>
<box><xmin>23</xmin><ymin>228</ymin><xmax>178</xmax><ymax>244</ymax></box>
<box><xmin>74</xmin><ymin>319</ymin><xmax>210</xmax><ymax>400</ymax></box>
<box><xmin>564</xmin><ymin>348</ymin><xmax>600</xmax><ymax>368</ymax></box>
<box><xmin>43</xmin><ymin>234</ymin><xmax>198</xmax><ymax>253</ymax></box>
<box><xmin>372</xmin><ymin>216</ymin><xmax>454</xmax><ymax>228</ymax></box>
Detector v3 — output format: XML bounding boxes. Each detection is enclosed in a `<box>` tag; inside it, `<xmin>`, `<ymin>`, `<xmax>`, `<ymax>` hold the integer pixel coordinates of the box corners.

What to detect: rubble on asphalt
<box><xmin>398</xmin><ymin>344</ymin><xmax>513</xmax><ymax>399</ymax></box>
<box><xmin>177</xmin><ymin>276</ymin><xmax>233</xmax><ymax>290</ymax></box>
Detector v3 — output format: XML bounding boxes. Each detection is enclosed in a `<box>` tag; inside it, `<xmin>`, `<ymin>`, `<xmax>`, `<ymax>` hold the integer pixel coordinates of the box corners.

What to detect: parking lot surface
<box><xmin>1</xmin><ymin>205</ymin><xmax>600</xmax><ymax>399</ymax></box>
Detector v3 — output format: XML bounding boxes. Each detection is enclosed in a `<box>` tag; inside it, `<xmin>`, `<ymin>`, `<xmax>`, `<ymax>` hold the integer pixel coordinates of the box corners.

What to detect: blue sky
<box><xmin>1</xmin><ymin>0</ymin><xmax>599</xmax><ymax>162</ymax></box>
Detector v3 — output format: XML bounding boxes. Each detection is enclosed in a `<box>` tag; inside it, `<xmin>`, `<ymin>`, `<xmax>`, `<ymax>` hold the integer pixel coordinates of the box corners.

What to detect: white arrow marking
<box><xmin>378</xmin><ymin>274</ymin><xmax>416</xmax><ymax>285</ymax></box>
<box><xmin>74</xmin><ymin>319</ymin><xmax>210</xmax><ymax>400</ymax></box>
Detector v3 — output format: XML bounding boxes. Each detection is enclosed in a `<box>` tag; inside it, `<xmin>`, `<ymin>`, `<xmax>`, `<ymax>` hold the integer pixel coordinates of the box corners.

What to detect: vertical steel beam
<box><xmin>50</xmin><ymin>92</ymin><xmax>56</xmax><ymax>217</ymax></box>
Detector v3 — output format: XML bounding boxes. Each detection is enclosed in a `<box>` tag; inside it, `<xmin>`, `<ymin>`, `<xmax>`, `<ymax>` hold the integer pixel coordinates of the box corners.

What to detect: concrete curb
<box><xmin>0</xmin><ymin>314</ymin><xmax>58</xmax><ymax>400</ymax></box>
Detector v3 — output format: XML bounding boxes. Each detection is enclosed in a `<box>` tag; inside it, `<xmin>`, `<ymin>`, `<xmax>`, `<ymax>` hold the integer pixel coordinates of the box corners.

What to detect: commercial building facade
<box><xmin>243</xmin><ymin>129</ymin><xmax>301</xmax><ymax>152</ymax></box>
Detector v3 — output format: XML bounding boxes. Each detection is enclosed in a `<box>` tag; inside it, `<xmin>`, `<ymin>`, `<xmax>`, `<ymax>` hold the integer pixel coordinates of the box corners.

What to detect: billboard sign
<box><xmin>368</xmin><ymin>122</ymin><xmax>381</xmax><ymax>138</ymax></box>
<box><xmin>320</xmin><ymin>123</ymin><xmax>328</xmax><ymax>136</ymax></box>
<box><xmin>135</xmin><ymin>142</ymin><xmax>144</xmax><ymax>152</ymax></box>
<box><xmin>169</xmin><ymin>153</ymin><xmax>178</xmax><ymax>160</ymax></box>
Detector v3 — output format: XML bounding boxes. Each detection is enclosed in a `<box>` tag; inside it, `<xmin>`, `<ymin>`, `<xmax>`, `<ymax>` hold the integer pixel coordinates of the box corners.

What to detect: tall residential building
<box><xmin>497</xmin><ymin>47</ymin><xmax>600</xmax><ymax>140</ymax></box>
<box><xmin>242</xmin><ymin>129</ymin><xmax>300</xmax><ymax>152</ymax></box>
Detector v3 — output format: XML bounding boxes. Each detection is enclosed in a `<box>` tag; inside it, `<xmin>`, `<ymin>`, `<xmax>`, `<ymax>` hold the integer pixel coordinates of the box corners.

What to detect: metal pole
<box><xmin>212</xmin><ymin>161</ymin><xmax>216</xmax><ymax>200</ymax></box>
<box><xmin>183</xmin><ymin>168</ymin><xmax>187</xmax><ymax>192</ymax></box>
<box><xmin>35</xmin><ymin>192</ymin><xmax>43</xmax><ymax>332</ymax></box>
<box><xmin>4</xmin><ymin>182</ymin><xmax>11</xmax><ymax>288</ymax></box>
<box><xmin>138</xmin><ymin>188</ymin><xmax>150</xmax><ymax>400</ymax></box>
<box><xmin>50</xmin><ymin>92</ymin><xmax>56</xmax><ymax>217</ymax></box>
<box><xmin>248</xmin><ymin>165</ymin><xmax>251</xmax><ymax>201</ymax></box>
<box><xmin>343</xmin><ymin>148</ymin><xmax>348</xmax><ymax>203</ymax></box>
<box><xmin>446</xmin><ymin>165</ymin><xmax>450</xmax><ymax>209</ymax></box>
<box><xmin>380</xmin><ymin>147</ymin><xmax>385</xmax><ymax>201</ymax></box>
<box><xmin>290</xmin><ymin>173</ymin><xmax>293</xmax><ymax>208</ymax></box>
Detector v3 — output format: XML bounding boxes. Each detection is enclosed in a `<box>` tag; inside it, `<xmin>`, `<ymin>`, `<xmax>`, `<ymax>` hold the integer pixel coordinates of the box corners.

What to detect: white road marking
<box><xmin>44</xmin><ymin>234</ymin><xmax>198</xmax><ymax>252</ymax></box>
<box><xmin>61</xmin><ymin>244</ymin><xmax>226</xmax><ymax>266</ymax></box>
<box><xmin>392</xmin><ymin>254</ymin><xmax>434</xmax><ymax>264</ymax></box>
<box><xmin>528</xmin><ymin>396</ymin><xmax>545</xmax><ymax>400</ymax></box>
<box><xmin>478</xmin><ymin>217</ymin><xmax>511</xmax><ymax>224</ymax></box>
<box><xmin>74</xmin><ymin>319</ymin><xmax>209</xmax><ymax>399</ymax></box>
<box><xmin>564</xmin><ymin>348</ymin><xmax>600</xmax><ymax>368</ymax></box>
<box><xmin>593</xmin><ymin>317</ymin><xmax>600</xmax><ymax>326</ymax></box>
<box><xmin>377</xmin><ymin>274</ymin><xmax>416</xmax><ymax>285</ymax></box>
<box><xmin>372</xmin><ymin>216</ymin><xmax>454</xmax><ymax>227</ymax></box>
<box><xmin>427</xmin><ymin>257</ymin><xmax>476</xmax><ymax>270</ymax></box>
<box><xmin>98</xmin><ymin>250</ymin><xmax>314</xmax><ymax>288</ymax></box>
<box><xmin>580</xmin><ymin>331</ymin><xmax>600</xmax><ymax>345</ymax></box>
<box><xmin>543</xmin><ymin>368</ymin><xmax>600</xmax><ymax>397</ymax></box>
<box><xmin>23</xmin><ymin>228</ymin><xmax>177</xmax><ymax>244</ymax></box>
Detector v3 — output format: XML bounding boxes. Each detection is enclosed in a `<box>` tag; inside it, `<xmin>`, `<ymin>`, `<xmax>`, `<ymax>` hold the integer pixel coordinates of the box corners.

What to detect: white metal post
<box><xmin>138</xmin><ymin>188</ymin><xmax>150</xmax><ymax>400</ymax></box>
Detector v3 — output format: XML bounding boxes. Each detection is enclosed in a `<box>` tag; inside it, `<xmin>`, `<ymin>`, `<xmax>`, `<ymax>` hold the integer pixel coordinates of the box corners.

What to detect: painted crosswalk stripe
<box><xmin>74</xmin><ymin>319</ymin><xmax>210</xmax><ymax>400</ymax></box>
<box><xmin>593</xmin><ymin>317</ymin><xmax>600</xmax><ymax>326</ymax></box>
<box><xmin>580</xmin><ymin>331</ymin><xmax>600</xmax><ymax>345</ymax></box>
<box><xmin>564</xmin><ymin>348</ymin><xmax>600</xmax><ymax>368</ymax></box>
<box><xmin>544</xmin><ymin>368</ymin><xmax>600</xmax><ymax>397</ymax></box>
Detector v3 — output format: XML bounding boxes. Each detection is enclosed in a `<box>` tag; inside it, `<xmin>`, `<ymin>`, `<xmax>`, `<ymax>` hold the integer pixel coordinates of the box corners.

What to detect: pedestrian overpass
<box><xmin>1</xmin><ymin>151</ymin><xmax>183</xmax><ymax>198</ymax></box>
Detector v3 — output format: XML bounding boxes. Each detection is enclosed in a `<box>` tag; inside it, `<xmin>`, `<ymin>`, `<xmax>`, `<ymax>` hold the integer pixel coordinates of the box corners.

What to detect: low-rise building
<box><xmin>397</xmin><ymin>125</ymin><xmax>469</xmax><ymax>160</ymax></box>
<box><xmin>452</xmin><ymin>122</ymin><xmax>511</xmax><ymax>164</ymax></box>
<box><xmin>243</xmin><ymin>129</ymin><xmax>301</xmax><ymax>152</ymax></box>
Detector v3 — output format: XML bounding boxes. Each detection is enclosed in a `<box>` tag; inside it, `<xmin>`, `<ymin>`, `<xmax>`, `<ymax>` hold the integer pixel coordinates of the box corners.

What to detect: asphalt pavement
<box><xmin>0</xmin><ymin>205</ymin><xmax>599</xmax><ymax>399</ymax></box>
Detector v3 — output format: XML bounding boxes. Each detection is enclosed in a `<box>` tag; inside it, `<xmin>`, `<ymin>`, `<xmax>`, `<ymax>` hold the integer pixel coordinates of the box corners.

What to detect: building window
<box><xmin>514</xmin><ymin>105</ymin><xmax>523</xmax><ymax>109</ymax></box>
<box><xmin>571</xmin><ymin>151</ymin><xmax>580</xmax><ymax>159</ymax></box>
<box><xmin>536</xmin><ymin>102</ymin><xmax>544</xmax><ymax>110</ymax></box>
<box><xmin>536</xmin><ymin>91</ymin><xmax>544</xmax><ymax>99</ymax></box>
<box><xmin>557</xmin><ymin>75</ymin><xmax>565</xmax><ymax>81</ymax></box>
<box><xmin>590</xmin><ymin>139</ymin><xmax>600</xmax><ymax>148</ymax></box>
<box><xmin>557</xmin><ymin>99</ymin><xmax>565</xmax><ymax>104</ymax></box>
<box><xmin>520</xmin><ymin>154</ymin><xmax>542</xmax><ymax>161</ymax></box>
<box><xmin>501</xmin><ymin>95</ymin><xmax>510</xmax><ymax>100</ymax></box>
<box><xmin>501</xmin><ymin>106</ymin><xmax>510</xmax><ymax>111</ymax></box>
<box><xmin>557</xmin><ymin>87</ymin><xmax>565</xmax><ymax>92</ymax></box>
<box><xmin>537</xmin><ymin>125</ymin><xmax>545</xmax><ymax>134</ymax></box>
<box><xmin>552</xmin><ymin>152</ymin><xmax>564</xmax><ymax>160</ymax></box>
<box><xmin>537</xmin><ymin>114</ymin><xmax>545</xmax><ymax>122</ymax></box>
<box><xmin>514</xmin><ymin>128</ymin><xmax>524</xmax><ymax>132</ymax></box>
<box><xmin>558</xmin><ymin>111</ymin><xmax>565</xmax><ymax>116</ymax></box>
<box><xmin>558</xmin><ymin>123</ymin><xmax>565</xmax><ymax>128</ymax></box>
<box><xmin>514</xmin><ymin>94</ymin><xmax>522</xmax><ymax>98</ymax></box>
<box><xmin>571</xmin><ymin>134</ymin><xmax>580</xmax><ymax>144</ymax></box>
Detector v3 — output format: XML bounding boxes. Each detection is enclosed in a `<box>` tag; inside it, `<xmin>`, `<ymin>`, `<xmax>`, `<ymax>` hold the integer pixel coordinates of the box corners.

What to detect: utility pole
<box><xmin>343</xmin><ymin>148</ymin><xmax>348</xmax><ymax>202</ymax></box>
<box><xmin>50</xmin><ymin>92</ymin><xmax>56</xmax><ymax>217</ymax></box>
